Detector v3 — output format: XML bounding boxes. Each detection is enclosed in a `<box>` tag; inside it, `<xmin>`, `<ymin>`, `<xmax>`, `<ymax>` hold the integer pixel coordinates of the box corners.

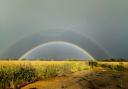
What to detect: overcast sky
<box><xmin>0</xmin><ymin>0</ymin><xmax>128</xmax><ymax>59</ymax></box>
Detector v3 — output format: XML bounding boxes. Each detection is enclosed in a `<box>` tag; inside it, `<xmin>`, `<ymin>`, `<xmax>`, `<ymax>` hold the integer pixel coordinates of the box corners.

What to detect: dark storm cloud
<box><xmin>0</xmin><ymin>30</ymin><xmax>110</xmax><ymax>59</ymax></box>
<box><xmin>0</xmin><ymin>0</ymin><xmax>128</xmax><ymax>59</ymax></box>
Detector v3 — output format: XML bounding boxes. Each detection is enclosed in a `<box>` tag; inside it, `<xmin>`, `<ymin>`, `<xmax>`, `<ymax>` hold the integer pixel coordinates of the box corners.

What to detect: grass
<box><xmin>0</xmin><ymin>61</ymin><xmax>89</xmax><ymax>89</ymax></box>
<box><xmin>23</xmin><ymin>61</ymin><xmax>128</xmax><ymax>89</ymax></box>
<box><xmin>98</xmin><ymin>62</ymin><xmax>128</xmax><ymax>71</ymax></box>
<box><xmin>0</xmin><ymin>61</ymin><xmax>128</xmax><ymax>89</ymax></box>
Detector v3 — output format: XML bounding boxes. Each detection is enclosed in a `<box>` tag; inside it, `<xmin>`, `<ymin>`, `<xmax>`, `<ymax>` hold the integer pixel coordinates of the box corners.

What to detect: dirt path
<box><xmin>22</xmin><ymin>69</ymin><xmax>128</xmax><ymax>89</ymax></box>
<box><xmin>22</xmin><ymin>70</ymin><xmax>94</xmax><ymax>89</ymax></box>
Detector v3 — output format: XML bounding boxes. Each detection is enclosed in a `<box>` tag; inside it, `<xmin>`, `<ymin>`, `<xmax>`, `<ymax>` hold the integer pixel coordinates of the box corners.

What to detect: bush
<box><xmin>114</xmin><ymin>63</ymin><xmax>126</xmax><ymax>71</ymax></box>
<box><xmin>100</xmin><ymin>64</ymin><xmax>107</xmax><ymax>68</ymax></box>
<box><xmin>89</xmin><ymin>61</ymin><xmax>98</xmax><ymax>68</ymax></box>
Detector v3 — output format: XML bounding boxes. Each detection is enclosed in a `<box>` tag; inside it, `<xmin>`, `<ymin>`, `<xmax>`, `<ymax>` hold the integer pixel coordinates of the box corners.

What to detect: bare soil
<box><xmin>22</xmin><ymin>68</ymin><xmax>128</xmax><ymax>89</ymax></box>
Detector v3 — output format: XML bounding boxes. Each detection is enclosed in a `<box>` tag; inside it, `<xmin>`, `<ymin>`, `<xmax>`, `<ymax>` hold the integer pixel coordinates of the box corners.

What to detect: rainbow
<box><xmin>19</xmin><ymin>41</ymin><xmax>95</xmax><ymax>60</ymax></box>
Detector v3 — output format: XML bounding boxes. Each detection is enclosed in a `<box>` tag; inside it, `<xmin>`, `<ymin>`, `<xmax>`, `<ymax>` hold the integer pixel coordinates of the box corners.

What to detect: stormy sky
<box><xmin>0</xmin><ymin>0</ymin><xmax>128</xmax><ymax>59</ymax></box>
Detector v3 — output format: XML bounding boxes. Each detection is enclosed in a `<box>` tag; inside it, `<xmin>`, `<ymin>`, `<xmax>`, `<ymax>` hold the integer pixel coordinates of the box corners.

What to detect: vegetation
<box><xmin>93</xmin><ymin>62</ymin><xmax>128</xmax><ymax>72</ymax></box>
<box><xmin>97</xmin><ymin>58</ymin><xmax>128</xmax><ymax>62</ymax></box>
<box><xmin>0</xmin><ymin>59</ymin><xmax>128</xmax><ymax>89</ymax></box>
<box><xmin>22</xmin><ymin>61</ymin><xmax>128</xmax><ymax>89</ymax></box>
<box><xmin>0</xmin><ymin>61</ymin><xmax>89</xmax><ymax>89</ymax></box>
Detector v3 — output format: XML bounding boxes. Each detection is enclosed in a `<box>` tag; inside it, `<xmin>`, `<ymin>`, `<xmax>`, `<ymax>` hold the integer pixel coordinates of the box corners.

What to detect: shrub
<box><xmin>89</xmin><ymin>61</ymin><xmax>98</xmax><ymax>68</ymax></box>
<box><xmin>114</xmin><ymin>63</ymin><xmax>126</xmax><ymax>71</ymax></box>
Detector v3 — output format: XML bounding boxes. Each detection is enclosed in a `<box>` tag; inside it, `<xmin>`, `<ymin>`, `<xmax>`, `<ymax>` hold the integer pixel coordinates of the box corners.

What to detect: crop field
<box><xmin>0</xmin><ymin>61</ymin><xmax>89</xmax><ymax>89</ymax></box>
<box><xmin>0</xmin><ymin>61</ymin><xmax>128</xmax><ymax>89</ymax></box>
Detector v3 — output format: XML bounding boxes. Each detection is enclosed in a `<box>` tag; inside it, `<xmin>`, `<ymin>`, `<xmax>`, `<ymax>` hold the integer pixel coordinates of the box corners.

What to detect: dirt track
<box><xmin>22</xmin><ymin>70</ymin><xmax>94</xmax><ymax>89</ymax></box>
<box><xmin>22</xmin><ymin>69</ymin><xmax>128</xmax><ymax>89</ymax></box>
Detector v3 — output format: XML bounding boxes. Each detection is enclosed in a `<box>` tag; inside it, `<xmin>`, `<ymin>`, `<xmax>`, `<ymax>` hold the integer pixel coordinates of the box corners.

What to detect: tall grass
<box><xmin>98</xmin><ymin>62</ymin><xmax>128</xmax><ymax>72</ymax></box>
<box><xmin>0</xmin><ymin>61</ymin><xmax>89</xmax><ymax>89</ymax></box>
